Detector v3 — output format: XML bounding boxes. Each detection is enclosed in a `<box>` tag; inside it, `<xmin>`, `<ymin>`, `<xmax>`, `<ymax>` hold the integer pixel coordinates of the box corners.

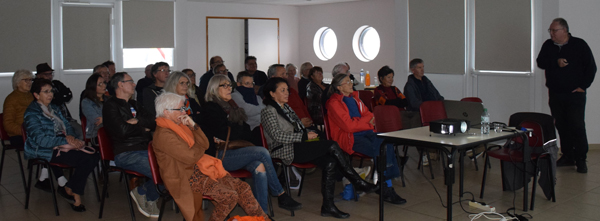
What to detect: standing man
<box><xmin>537</xmin><ymin>18</ymin><xmax>596</xmax><ymax>173</ymax></box>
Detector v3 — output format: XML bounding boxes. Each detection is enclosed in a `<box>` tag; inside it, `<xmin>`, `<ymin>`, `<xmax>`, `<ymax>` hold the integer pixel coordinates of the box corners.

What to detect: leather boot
<box><xmin>327</xmin><ymin>143</ymin><xmax>379</xmax><ymax>194</ymax></box>
<box><xmin>320</xmin><ymin>160</ymin><xmax>350</xmax><ymax>219</ymax></box>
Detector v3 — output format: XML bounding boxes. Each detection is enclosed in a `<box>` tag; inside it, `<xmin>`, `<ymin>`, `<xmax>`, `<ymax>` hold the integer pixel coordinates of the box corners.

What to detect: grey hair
<box><xmin>267</xmin><ymin>64</ymin><xmax>284</xmax><ymax>78</ymax></box>
<box><xmin>205</xmin><ymin>74</ymin><xmax>230</xmax><ymax>102</ymax></box>
<box><xmin>327</xmin><ymin>73</ymin><xmax>349</xmax><ymax>97</ymax></box>
<box><xmin>164</xmin><ymin>71</ymin><xmax>196</xmax><ymax>99</ymax></box>
<box><xmin>300</xmin><ymin>62</ymin><xmax>313</xmax><ymax>76</ymax></box>
<box><xmin>155</xmin><ymin>92</ymin><xmax>185</xmax><ymax>118</ymax></box>
<box><xmin>553</xmin><ymin>17</ymin><xmax>569</xmax><ymax>32</ymax></box>
<box><xmin>409</xmin><ymin>58</ymin><xmax>424</xmax><ymax>69</ymax></box>
<box><xmin>12</xmin><ymin>69</ymin><xmax>34</xmax><ymax>90</ymax></box>
<box><xmin>285</xmin><ymin>63</ymin><xmax>296</xmax><ymax>72</ymax></box>
<box><xmin>331</xmin><ymin>62</ymin><xmax>349</xmax><ymax>77</ymax></box>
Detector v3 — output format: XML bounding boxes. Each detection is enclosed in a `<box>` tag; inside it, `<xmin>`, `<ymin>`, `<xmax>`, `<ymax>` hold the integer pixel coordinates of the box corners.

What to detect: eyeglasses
<box><xmin>120</xmin><ymin>80</ymin><xmax>134</xmax><ymax>84</ymax></box>
<box><xmin>341</xmin><ymin>80</ymin><xmax>353</xmax><ymax>85</ymax></box>
<box><xmin>548</xmin><ymin>28</ymin><xmax>564</xmax><ymax>33</ymax></box>
<box><xmin>98</xmin><ymin>82</ymin><xmax>106</xmax><ymax>86</ymax></box>
<box><xmin>216</xmin><ymin>69</ymin><xmax>229</xmax><ymax>74</ymax></box>
<box><xmin>21</xmin><ymin>78</ymin><xmax>34</xmax><ymax>83</ymax></box>
<box><xmin>158</xmin><ymin>69</ymin><xmax>171</xmax><ymax>73</ymax></box>
<box><xmin>40</xmin><ymin>89</ymin><xmax>53</xmax><ymax>94</ymax></box>
<box><xmin>179</xmin><ymin>81</ymin><xmax>190</xmax><ymax>86</ymax></box>
<box><xmin>241</xmin><ymin>81</ymin><xmax>255</xmax><ymax>86</ymax></box>
<box><xmin>168</xmin><ymin>106</ymin><xmax>187</xmax><ymax>112</ymax></box>
<box><xmin>219</xmin><ymin>83</ymin><xmax>232</xmax><ymax>89</ymax></box>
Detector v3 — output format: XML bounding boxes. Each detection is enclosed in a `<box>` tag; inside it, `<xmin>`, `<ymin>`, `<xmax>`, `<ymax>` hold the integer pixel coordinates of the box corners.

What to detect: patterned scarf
<box><xmin>38</xmin><ymin>101</ymin><xmax>67</xmax><ymax>136</ymax></box>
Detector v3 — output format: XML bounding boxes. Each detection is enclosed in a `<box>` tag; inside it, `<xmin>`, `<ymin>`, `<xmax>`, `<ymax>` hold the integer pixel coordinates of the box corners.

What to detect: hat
<box><xmin>36</xmin><ymin>63</ymin><xmax>54</xmax><ymax>74</ymax></box>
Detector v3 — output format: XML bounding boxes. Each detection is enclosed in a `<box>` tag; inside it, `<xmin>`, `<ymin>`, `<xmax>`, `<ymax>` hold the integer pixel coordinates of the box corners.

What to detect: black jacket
<box><xmin>102</xmin><ymin>96</ymin><xmax>155</xmax><ymax>156</ymax></box>
<box><xmin>199</xmin><ymin>101</ymin><xmax>255</xmax><ymax>157</ymax></box>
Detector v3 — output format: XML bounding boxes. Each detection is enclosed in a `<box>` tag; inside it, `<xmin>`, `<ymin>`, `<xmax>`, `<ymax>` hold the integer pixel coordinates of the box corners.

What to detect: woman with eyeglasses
<box><xmin>199</xmin><ymin>74</ymin><xmax>301</xmax><ymax>216</ymax></box>
<box><xmin>81</xmin><ymin>73</ymin><xmax>109</xmax><ymax>146</ymax></box>
<box><xmin>143</xmin><ymin>62</ymin><xmax>170</xmax><ymax>117</ymax></box>
<box><xmin>3</xmin><ymin>69</ymin><xmax>35</xmax><ymax>148</ymax></box>
<box><xmin>23</xmin><ymin>78</ymin><xmax>100</xmax><ymax>212</ymax></box>
<box><xmin>163</xmin><ymin>71</ymin><xmax>202</xmax><ymax>124</ymax></box>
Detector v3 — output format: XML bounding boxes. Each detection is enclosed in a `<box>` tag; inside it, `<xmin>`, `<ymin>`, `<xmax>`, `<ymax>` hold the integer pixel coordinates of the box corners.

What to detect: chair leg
<box><xmin>25</xmin><ymin>160</ymin><xmax>34</xmax><ymax>209</ymax></box>
<box><xmin>16</xmin><ymin>150</ymin><xmax>28</xmax><ymax>193</ymax></box>
<box><xmin>92</xmin><ymin>168</ymin><xmax>100</xmax><ymax>202</ymax></box>
<box><xmin>99</xmin><ymin>163</ymin><xmax>109</xmax><ymax>218</ymax></box>
<box><xmin>548</xmin><ymin>158</ymin><xmax>556</xmax><ymax>202</ymax></box>
<box><xmin>473</xmin><ymin>148</ymin><xmax>480</xmax><ymax>171</ymax></box>
<box><xmin>479</xmin><ymin>155</ymin><xmax>490</xmax><ymax>199</ymax></box>
<box><xmin>425</xmin><ymin>151</ymin><xmax>434</xmax><ymax>179</ymax></box>
<box><xmin>297</xmin><ymin>168</ymin><xmax>307</xmax><ymax>197</ymax></box>
<box><xmin>158</xmin><ymin>197</ymin><xmax>167</xmax><ymax>221</ymax></box>
<box><xmin>267</xmin><ymin>194</ymin><xmax>274</xmax><ymax>217</ymax></box>
<box><xmin>530</xmin><ymin>162</ymin><xmax>539</xmax><ymax>211</ymax></box>
<box><xmin>417</xmin><ymin>148</ymin><xmax>423</xmax><ymax>170</ymax></box>
<box><xmin>395</xmin><ymin>145</ymin><xmax>406</xmax><ymax>187</ymax></box>
<box><xmin>123</xmin><ymin>173</ymin><xmax>137</xmax><ymax>221</ymax></box>
<box><xmin>281</xmin><ymin>165</ymin><xmax>294</xmax><ymax>216</ymax></box>
<box><xmin>47</xmin><ymin>163</ymin><xmax>60</xmax><ymax>216</ymax></box>
<box><xmin>0</xmin><ymin>146</ymin><xmax>6</xmax><ymax>183</ymax></box>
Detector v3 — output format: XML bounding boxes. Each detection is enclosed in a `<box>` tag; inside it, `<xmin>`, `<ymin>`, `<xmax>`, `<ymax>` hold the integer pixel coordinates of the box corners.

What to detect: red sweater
<box><xmin>325</xmin><ymin>91</ymin><xmax>374</xmax><ymax>154</ymax></box>
<box><xmin>288</xmin><ymin>87</ymin><xmax>312</xmax><ymax>120</ymax></box>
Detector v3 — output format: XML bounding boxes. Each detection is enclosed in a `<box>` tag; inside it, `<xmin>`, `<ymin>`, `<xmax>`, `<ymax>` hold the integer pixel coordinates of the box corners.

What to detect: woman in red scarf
<box><xmin>152</xmin><ymin>92</ymin><xmax>269</xmax><ymax>221</ymax></box>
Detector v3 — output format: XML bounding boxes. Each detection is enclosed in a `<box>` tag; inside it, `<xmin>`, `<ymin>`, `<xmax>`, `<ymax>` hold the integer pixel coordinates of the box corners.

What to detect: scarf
<box><xmin>155</xmin><ymin>117</ymin><xmax>227</xmax><ymax>181</ymax></box>
<box><xmin>236</xmin><ymin>86</ymin><xmax>259</xmax><ymax>105</ymax></box>
<box><xmin>38</xmin><ymin>101</ymin><xmax>67</xmax><ymax>136</ymax></box>
<box><xmin>211</xmin><ymin>95</ymin><xmax>248</xmax><ymax>126</ymax></box>
<box><xmin>265</xmin><ymin>100</ymin><xmax>305</xmax><ymax>132</ymax></box>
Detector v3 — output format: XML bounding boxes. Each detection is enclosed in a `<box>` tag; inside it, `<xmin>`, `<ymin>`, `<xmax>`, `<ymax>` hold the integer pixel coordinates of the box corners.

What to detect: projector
<box><xmin>429</xmin><ymin>119</ymin><xmax>470</xmax><ymax>135</ymax></box>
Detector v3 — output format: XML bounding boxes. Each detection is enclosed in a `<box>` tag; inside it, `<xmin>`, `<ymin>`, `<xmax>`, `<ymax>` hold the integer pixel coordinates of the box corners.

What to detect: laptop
<box><xmin>443</xmin><ymin>100</ymin><xmax>484</xmax><ymax>127</ymax></box>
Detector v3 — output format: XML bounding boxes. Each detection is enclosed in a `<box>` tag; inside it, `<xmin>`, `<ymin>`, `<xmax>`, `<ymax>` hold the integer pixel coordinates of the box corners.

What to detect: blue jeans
<box><xmin>353</xmin><ymin>131</ymin><xmax>400</xmax><ymax>179</ymax></box>
<box><xmin>114</xmin><ymin>150</ymin><xmax>159</xmax><ymax>201</ymax></box>
<box><xmin>217</xmin><ymin>146</ymin><xmax>284</xmax><ymax>213</ymax></box>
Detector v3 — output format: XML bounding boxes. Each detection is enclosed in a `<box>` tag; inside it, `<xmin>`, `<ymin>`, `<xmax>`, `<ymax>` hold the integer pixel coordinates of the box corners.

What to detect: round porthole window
<box><xmin>353</xmin><ymin>25</ymin><xmax>380</xmax><ymax>62</ymax></box>
<box><xmin>313</xmin><ymin>27</ymin><xmax>337</xmax><ymax>61</ymax></box>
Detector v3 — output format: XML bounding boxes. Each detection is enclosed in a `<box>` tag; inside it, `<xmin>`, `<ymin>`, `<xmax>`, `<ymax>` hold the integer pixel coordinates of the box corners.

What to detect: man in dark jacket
<box><xmin>537</xmin><ymin>18</ymin><xmax>596</xmax><ymax>173</ymax></box>
<box><xmin>198</xmin><ymin>56</ymin><xmax>236</xmax><ymax>103</ymax></box>
<box><xmin>103</xmin><ymin>72</ymin><xmax>159</xmax><ymax>218</ymax></box>
<box><xmin>297</xmin><ymin>62</ymin><xmax>313</xmax><ymax>101</ymax></box>
<box><xmin>403</xmin><ymin>58</ymin><xmax>444</xmax><ymax>112</ymax></box>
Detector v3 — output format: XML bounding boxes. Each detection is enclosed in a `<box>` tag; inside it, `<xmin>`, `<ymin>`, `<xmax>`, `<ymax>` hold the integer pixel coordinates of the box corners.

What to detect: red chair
<box><xmin>461</xmin><ymin>97</ymin><xmax>483</xmax><ymax>103</ymax></box>
<box><xmin>373</xmin><ymin>105</ymin><xmax>407</xmax><ymax>187</ymax></box>
<box><xmin>358</xmin><ymin>90</ymin><xmax>374</xmax><ymax>112</ymax></box>
<box><xmin>80</xmin><ymin>115</ymin><xmax>92</xmax><ymax>145</ymax></box>
<box><xmin>259</xmin><ymin>124</ymin><xmax>315</xmax><ymax>217</ymax></box>
<box><xmin>480</xmin><ymin>112</ymin><xmax>556</xmax><ymax>211</ymax></box>
<box><xmin>418</xmin><ymin>101</ymin><xmax>448</xmax><ymax>179</ymax></box>
<box><xmin>97</xmin><ymin>127</ymin><xmax>147</xmax><ymax>220</ymax></box>
<box><xmin>147</xmin><ymin>142</ymin><xmax>179</xmax><ymax>221</ymax></box>
<box><xmin>0</xmin><ymin>113</ymin><xmax>27</xmax><ymax>192</ymax></box>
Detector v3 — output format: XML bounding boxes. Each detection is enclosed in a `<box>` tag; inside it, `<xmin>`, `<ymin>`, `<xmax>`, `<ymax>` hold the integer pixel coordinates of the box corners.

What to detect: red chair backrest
<box><xmin>358</xmin><ymin>90</ymin><xmax>374</xmax><ymax>112</ymax></box>
<box><xmin>147</xmin><ymin>141</ymin><xmax>163</xmax><ymax>185</ymax></box>
<box><xmin>419</xmin><ymin>100</ymin><xmax>447</xmax><ymax>126</ymax></box>
<box><xmin>514</xmin><ymin>121</ymin><xmax>544</xmax><ymax>148</ymax></box>
<box><xmin>259</xmin><ymin>124</ymin><xmax>269</xmax><ymax>149</ymax></box>
<box><xmin>461</xmin><ymin>97</ymin><xmax>483</xmax><ymax>103</ymax></box>
<box><xmin>0</xmin><ymin>113</ymin><xmax>10</xmax><ymax>141</ymax></box>
<box><xmin>81</xmin><ymin>115</ymin><xmax>87</xmax><ymax>140</ymax></box>
<box><xmin>322</xmin><ymin>108</ymin><xmax>332</xmax><ymax>140</ymax></box>
<box><xmin>373</xmin><ymin>105</ymin><xmax>402</xmax><ymax>133</ymax></box>
<box><xmin>97</xmin><ymin>127</ymin><xmax>114</xmax><ymax>161</ymax></box>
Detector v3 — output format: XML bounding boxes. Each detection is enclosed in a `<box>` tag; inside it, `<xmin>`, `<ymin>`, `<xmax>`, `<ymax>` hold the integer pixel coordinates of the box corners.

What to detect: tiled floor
<box><xmin>1</xmin><ymin>145</ymin><xmax>598</xmax><ymax>221</ymax></box>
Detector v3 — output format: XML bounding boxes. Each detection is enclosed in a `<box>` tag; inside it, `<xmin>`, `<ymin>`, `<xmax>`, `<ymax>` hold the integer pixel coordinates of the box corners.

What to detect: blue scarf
<box><xmin>236</xmin><ymin>86</ymin><xmax>259</xmax><ymax>105</ymax></box>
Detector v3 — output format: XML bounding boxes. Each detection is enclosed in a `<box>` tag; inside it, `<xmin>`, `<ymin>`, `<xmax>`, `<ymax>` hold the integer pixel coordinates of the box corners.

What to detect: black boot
<box><xmin>327</xmin><ymin>143</ymin><xmax>378</xmax><ymax>194</ymax></box>
<box><xmin>320</xmin><ymin>160</ymin><xmax>350</xmax><ymax>219</ymax></box>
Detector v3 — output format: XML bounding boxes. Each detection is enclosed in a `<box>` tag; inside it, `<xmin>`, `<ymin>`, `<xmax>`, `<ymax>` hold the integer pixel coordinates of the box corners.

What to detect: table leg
<box><xmin>379</xmin><ymin>141</ymin><xmax>387</xmax><ymax>221</ymax></box>
<box><xmin>444</xmin><ymin>149</ymin><xmax>457</xmax><ymax>221</ymax></box>
<box><xmin>459</xmin><ymin>150</ymin><xmax>465</xmax><ymax>197</ymax></box>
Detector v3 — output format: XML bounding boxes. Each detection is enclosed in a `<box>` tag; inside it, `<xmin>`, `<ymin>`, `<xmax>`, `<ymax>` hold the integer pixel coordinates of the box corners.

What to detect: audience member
<box><xmin>81</xmin><ymin>73</ymin><xmax>109</xmax><ymax>145</ymax></box>
<box><xmin>24</xmin><ymin>78</ymin><xmax>99</xmax><ymax>212</ymax></box>
<box><xmin>136</xmin><ymin>64</ymin><xmax>154</xmax><ymax>102</ymax></box>
<box><xmin>199</xmin><ymin>56</ymin><xmax>235</xmax><ymax>102</ymax></box>
<box><xmin>153</xmin><ymin>92</ymin><xmax>270</xmax><ymax>221</ymax></box>
<box><xmin>245</xmin><ymin>56</ymin><xmax>268</xmax><ymax>90</ymax></box>
<box><xmin>143</xmin><ymin>62</ymin><xmax>170</xmax><ymax>117</ymax></box>
<box><xmin>164</xmin><ymin>71</ymin><xmax>202</xmax><ymax>124</ymax></box>
<box><xmin>297</xmin><ymin>62</ymin><xmax>313</xmax><ymax>101</ymax></box>
<box><xmin>260</xmin><ymin>77</ymin><xmax>377</xmax><ymax>219</ymax></box>
<box><xmin>373</xmin><ymin>65</ymin><xmax>407</xmax><ymax>109</ymax></box>
<box><xmin>3</xmin><ymin>70</ymin><xmax>34</xmax><ymax>148</ymax></box>
<box><xmin>306</xmin><ymin>66</ymin><xmax>328</xmax><ymax>125</ymax></box>
<box><xmin>79</xmin><ymin>65</ymin><xmax>110</xmax><ymax>118</ymax></box>
<box><xmin>403</xmin><ymin>58</ymin><xmax>444</xmax><ymax>112</ymax></box>
<box><xmin>322</xmin><ymin>62</ymin><xmax>350</xmax><ymax>113</ymax></box>
<box><xmin>326</xmin><ymin>74</ymin><xmax>406</xmax><ymax>205</ymax></box>
<box><xmin>103</xmin><ymin>72</ymin><xmax>159</xmax><ymax>217</ymax></box>
<box><xmin>200</xmin><ymin>74</ymin><xmax>301</xmax><ymax>214</ymax></box>
<box><xmin>285</xmin><ymin>63</ymin><xmax>300</xmax><ymax>91</ymax></box>
<box><xmin>102</xmin><ymin>60</ymin><xmax>116</xmax><ymax>96</ymax></box>
<box><xmin>182</xmin><ymin>68</ymin><xmax>203</xmax><ymax>100</ymax></box>
<box><xmin>231</xmin><ymin>71</ymin><xmax>265</xmax><ymax>132</ymax></box>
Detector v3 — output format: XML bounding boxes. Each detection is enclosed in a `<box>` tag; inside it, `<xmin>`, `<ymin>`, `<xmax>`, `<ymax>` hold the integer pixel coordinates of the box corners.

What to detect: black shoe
<box><xmin>576</xmin><ymin>160</ymin><xmax>588</xmax><ymax>173</ymax></box>
<box><xmin>57</xmin><ymin>186</ymin><xmax>75</xmax><ymax>202</ymax></box>
<box><xmin>34</xmin><ymin>179</ymin><xmax>52</xmax><ymax>193</ymax></box>
<box><xmin>277</xmin><ymin>193</ymin><xmax>302</xmax><ymax>211</ymax></box>
<box><xmin>70</xmin><ymin>203</ymin><xmax>86</xmax><ymax>212</ymax></box>
<box><xmin>321</xmin><ymin>205</ymin><xmax>350</xmax><ymax>219</ymax></box>
<box><xmin>556</xmin><ymin>156</ymin><xmax>575</xmax><ymax>167</ymax></box>
<box><xmin>382</xmin><ymin>187</ymin><xmax>407</xmax><ymax>205</ymax></box>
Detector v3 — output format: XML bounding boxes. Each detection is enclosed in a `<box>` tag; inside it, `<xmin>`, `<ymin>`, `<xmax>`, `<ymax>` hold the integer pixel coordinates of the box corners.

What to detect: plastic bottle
<box><xmin>481</xmin><ymin>108</ymin><xmax>490</xmax><ymax>134</ymax></box>
<box><xmin>360</xmin><ymin>69</ymin><xmax>365</xmax><ymax>83</ymax></box>
<box><xmin>365</xmin><ymin>71</ymin><xmax>371</xmax><ymax>86</ymax></box>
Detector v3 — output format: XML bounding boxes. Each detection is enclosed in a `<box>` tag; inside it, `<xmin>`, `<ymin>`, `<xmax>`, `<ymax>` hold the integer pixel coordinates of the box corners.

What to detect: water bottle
<box><xmin>481</xmin><ymin>108</ymin><xmax>490</xmax><ymax>134</ymax></box>
<box><xmin>360</xmin><ymin>69</ymin><xmax>365</xmax><ymax>83</ymax></box>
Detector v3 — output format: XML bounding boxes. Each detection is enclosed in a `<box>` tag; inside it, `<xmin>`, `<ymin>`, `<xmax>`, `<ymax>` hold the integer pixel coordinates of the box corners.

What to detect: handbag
<box><xmin>53</xmin><ymin>144</ymin><xmax>96</xmax><ymax>157</ymax></box>
<box><xmin>218</xmin><ymin>127</ymin><xmax>254</xmax><ymax>160</ymax></box>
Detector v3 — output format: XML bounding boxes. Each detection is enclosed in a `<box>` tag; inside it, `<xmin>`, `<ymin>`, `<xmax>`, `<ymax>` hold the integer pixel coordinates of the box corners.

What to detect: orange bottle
<box><xmin>365</xmin><ymin>71</ymin><xmax>371</xmax><ymax>86</ymax></box>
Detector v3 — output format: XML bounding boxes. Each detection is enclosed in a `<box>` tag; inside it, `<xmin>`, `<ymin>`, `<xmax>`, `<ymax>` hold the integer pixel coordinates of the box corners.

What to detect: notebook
<box><xmin>443</xmin><ymin>100</ymin><xmax>484</xmax><ymax>127</ymax></box>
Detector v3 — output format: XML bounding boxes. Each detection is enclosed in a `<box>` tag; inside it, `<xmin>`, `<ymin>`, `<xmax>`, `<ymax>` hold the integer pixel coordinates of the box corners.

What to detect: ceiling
<box><xmin>187</xmin><ymin>0</ymin><xmax>362</xmax><ymax>6</ymax></box>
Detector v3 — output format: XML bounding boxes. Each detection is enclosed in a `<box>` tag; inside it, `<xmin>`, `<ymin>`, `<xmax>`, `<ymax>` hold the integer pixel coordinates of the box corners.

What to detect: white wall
<box><xmin>298</xmin><ymin>0</ymin><xmax>396</xmax><ymax>82</ymax></box>
<box><xmin>558</xmin><ymin>0</ymin><xmax>600</xmax><ymax>143</ymax></box>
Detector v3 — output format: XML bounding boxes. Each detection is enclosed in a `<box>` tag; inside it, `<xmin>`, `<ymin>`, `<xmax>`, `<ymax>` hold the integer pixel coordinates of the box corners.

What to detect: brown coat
<box><xmin>153</xmin><ymin>125</ymin><xmax>209</xmax><ymax>221</ymax></box>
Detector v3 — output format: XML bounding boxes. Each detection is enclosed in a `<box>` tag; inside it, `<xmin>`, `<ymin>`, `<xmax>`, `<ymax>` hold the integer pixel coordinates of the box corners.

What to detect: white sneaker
<box><xmin>373</xmin><ymin>170</ymin><xmax>379</xmax><ymax>185</ymax></box>
<box><xmin>422</xmin><ymin>155</ymin><xmax>430</xmax><ymax>166</ymax></box>
<box><xmin>130</xmin><ymin>187</ymin><xmax>159</xmax><ymax>218</ymax></box>
<box><xmin>354</xmin><ymin>166</ymin><xmax>371</xmax><ymax>180</ymax></box>
<box><xmin>146</xmin><ymin>200</ymin><xmax>160</xmax><ymax>218</ymax></box>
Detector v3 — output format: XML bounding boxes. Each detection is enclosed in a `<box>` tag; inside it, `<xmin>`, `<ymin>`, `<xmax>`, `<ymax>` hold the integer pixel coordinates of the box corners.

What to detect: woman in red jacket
<box><xmin>325</xmin><ymin>74</ymin><xmax>406</xmax><ymax>205</ymax></box>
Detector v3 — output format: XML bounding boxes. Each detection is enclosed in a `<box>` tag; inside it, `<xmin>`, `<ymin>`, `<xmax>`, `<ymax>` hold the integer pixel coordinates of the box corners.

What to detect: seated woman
<box><xmin>163</xmin><ymin>71</ymin><xmax>202</xmax><ymax>123</ymax></box>
<box><xmin>326</xmin><ymin>74</ymin><xmax>407</xmax><ymax>205</ymax></box>
<box><xmin>373</xmin><ymin>66</ymin><xmax>407</xmax><ymax>109</ymax></box>
<box><xmin>23</xmin><ymin>79</ymin><xmax>100</xmax><ymax>212</ymax></box>
<box><xmin>261</xmin><ymin>77</ymin><xmax>378</xmax><ymax>219</ymax></box>
<box><xmin>152</xmin><ymin>92</ymin><xmax>269</xmax><ymax>221</ymax></box>
<box><xmin>81</xmin><ymin>73</ymin><xmax>109</xmax><ymax>146</ymax></box>
<box><xmin>306</xmin><ymin>66</ymin><xmax>329</xmax><ymax>125</ymax></box>
<box><xmin>3</xmin><ymin>69</ymin><xmax>34</xmax><ymax>148</ymax></box>
<box><xmin>199</xmin><ymin>74</ymin><xmax>301</xmax><ymax>215</ymax></box>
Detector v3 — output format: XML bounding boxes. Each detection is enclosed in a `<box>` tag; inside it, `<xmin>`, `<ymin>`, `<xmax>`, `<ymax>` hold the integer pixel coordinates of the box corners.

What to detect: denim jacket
<box><xmin>23</xmin><ymin>101</ymin><xmax>75</xmax><ymax>161</ymax></box>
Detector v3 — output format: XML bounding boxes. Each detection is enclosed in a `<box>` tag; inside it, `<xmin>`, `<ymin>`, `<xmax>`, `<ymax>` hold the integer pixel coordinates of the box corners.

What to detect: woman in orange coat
<box><xmin>326</xmin><ymin>74</ymin><xmax>406</xmax><ymax>205</ymax></box>
<box><xmin>152</xmin><ymin>92</ymin><xmax>269</xmax><ymax>221</ymax></box>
